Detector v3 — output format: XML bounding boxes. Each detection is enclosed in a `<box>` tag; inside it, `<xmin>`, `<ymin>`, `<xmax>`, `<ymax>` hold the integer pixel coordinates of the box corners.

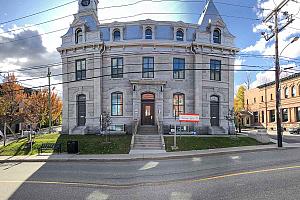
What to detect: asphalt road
<box><xmin>268</xmin><ymin>132</ymin><xmax>300</xmax><ymax>143</ymax></box>
<box><xmin>1</xmin><ymin>148</ymin><xmax>300</xmax><ymax>200</ymax></box>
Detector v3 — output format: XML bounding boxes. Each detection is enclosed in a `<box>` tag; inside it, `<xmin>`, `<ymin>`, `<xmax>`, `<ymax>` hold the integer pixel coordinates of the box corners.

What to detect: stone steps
<box><xmin>132</xmin><ymin>125</ymin><xmax>165</xmax><ymax>151</ymax></box>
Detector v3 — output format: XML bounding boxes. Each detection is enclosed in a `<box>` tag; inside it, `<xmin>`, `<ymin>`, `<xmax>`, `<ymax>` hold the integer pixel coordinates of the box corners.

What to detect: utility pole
<box><xmin>47</xmin><ymin>67</ymin><xmax>52</xmax><ymax>134</ymax></box>
<box><xmin>262</xmin><ymin>0</ymin><xmax>294</xmax><ymax>148</ymax></box>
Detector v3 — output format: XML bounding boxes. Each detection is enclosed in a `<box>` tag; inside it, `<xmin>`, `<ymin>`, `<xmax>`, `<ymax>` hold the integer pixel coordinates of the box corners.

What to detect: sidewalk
<box><xmin>1</xmin><ymin>143</ymin><xmax>300</xmax><ymax>163</ymax></box>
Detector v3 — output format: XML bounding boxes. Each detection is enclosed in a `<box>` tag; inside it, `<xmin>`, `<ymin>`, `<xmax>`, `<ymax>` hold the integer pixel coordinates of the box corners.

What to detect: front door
<box><xmin>210</xmin><ymin>96</ymin><xmax>220</xmax><ymax>126</ymax></box>
<box><xmin>77</xmin><ymin>95</ymin><xmax>86</xmax><ymax>126</ymax></box>
<box><xmin>141</xmin><ymin>93</ymin><xmax>155</xmax><ymax>125</ymax></box>
<box><xmin>141</xmin><ymin>103</ymin><xmax>155</xmax><ymax>125</ymax></box>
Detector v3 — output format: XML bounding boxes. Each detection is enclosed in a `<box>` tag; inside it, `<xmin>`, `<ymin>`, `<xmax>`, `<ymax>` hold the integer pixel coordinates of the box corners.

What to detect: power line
<box><xmin>0</xmin><ymin>0</ymin><xmax>261</xmax><ymax>29</ymax></box>
<box><xmin>0</xmin><ymin>10</ymin><xmax>262</xmax><ymax>44</ymax></box>
<box><xmin>12</xmin><ymin>62</ymin><xmax>275</xmax><ymax>84</ymax></box>
<box><xmin>1</xmin><ymin>67</ymin><xmax>277</xmax><ymax>93</ymax></box>
<box><xmin>1</xmin><ymin>50</ymin><xmax>300</xmax><ymax>75</ymax></box>
<box><xmin>0</xmin><ymin>0</ymin><xmax>77</xmax><ymax>26</ymax></box>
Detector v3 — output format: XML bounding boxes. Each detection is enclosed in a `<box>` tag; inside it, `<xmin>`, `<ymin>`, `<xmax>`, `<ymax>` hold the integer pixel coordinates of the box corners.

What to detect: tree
<box><xmin>245</xmin><ymin>72</ymin><xmax>252</xmax><ymax>90</ymax></box>
<box><xmin>100</xmin><ymin>111</ymin><xmax>112</xmax><ymax>144</ymax></box>
<box><xmin>234</xmin><ymin>85</ymin><xmax>246</xmax><ymax>113</ymax></box>
<box><xmin>0</xmin><ymin>74</ymin><xmax>26</xmax><ymax>133</ymax></box>
<box><xmin>24</xmin><ymin>88</ymin><xmax>62</xmax><ymax>128</ymax></box>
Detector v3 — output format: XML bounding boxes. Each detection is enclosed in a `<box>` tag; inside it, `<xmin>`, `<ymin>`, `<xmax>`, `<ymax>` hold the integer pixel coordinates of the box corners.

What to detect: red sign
<box><xmin>179</xmin><ymin>114</ymin><xmax>200</xmax><ymax>122</ymax></box>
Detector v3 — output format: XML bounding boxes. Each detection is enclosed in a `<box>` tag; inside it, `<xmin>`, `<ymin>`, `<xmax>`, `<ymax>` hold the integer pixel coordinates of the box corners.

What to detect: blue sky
<box><xmin>0</xmin><ymin>0</ymin><xmax>299</xmax><ymax>94</ymax></box>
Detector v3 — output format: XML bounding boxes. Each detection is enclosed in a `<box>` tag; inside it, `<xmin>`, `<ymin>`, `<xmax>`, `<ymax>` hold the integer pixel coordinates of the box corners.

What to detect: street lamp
<box><xmin>280</xmin><ymin>36</ymin><xmax>299</xmax><ymax>56</ymax></box>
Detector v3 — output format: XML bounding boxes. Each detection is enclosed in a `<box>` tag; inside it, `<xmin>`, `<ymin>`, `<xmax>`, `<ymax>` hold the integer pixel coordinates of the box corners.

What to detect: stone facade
<box><xmin>244</xmin><ymin>73</ymin><xmax>300</xmax><ymax>130</ymax></box>
<box><xmin>57</xmin><ymin>0</ymin><xmax>238</xmax><ymax>135</ymax></box>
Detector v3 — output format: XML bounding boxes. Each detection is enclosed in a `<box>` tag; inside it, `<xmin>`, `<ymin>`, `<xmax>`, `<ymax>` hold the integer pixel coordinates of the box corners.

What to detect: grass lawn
<box><xmin>0</xmin><ymin>133</ymin><xmax>132</xmax><ymax>156</ymax></box>
<box><xmin>164</xmin><ymin>136</ymin><xmax>264</xmax><ymax>152</ymax></box>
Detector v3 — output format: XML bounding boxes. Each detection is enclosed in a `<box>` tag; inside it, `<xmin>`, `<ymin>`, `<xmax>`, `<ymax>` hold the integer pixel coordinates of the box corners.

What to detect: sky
<box><xmin>0</xmin><ymin>0</ymin><xmax>299</xmax><ymax>96</ymax></box>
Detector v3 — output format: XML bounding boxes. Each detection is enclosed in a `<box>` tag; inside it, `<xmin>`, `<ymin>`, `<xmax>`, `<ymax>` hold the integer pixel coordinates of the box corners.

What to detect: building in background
<box><xmin>244</xmin><ymin>73</ymin><xmax>300</xmax><ymax>130</ymax></box>
<box><xmin>57</xmin><ymin>0</ymin><xmax>238</xmax><ymax>135</ymax></box>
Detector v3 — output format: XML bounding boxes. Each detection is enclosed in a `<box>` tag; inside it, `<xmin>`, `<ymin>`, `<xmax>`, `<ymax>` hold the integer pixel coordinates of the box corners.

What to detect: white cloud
<box><xmin>242</xmin><ymin>0</ymin><xmax>300</xmax><ymax>88</ymax></box>
<box><xmin>234</xmin><ymin>57</ymin><xmax>245</xmax><ymax>71</ymax></box>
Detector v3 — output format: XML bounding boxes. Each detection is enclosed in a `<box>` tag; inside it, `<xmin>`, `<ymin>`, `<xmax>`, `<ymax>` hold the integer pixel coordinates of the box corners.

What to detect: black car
<box><xmin>288</xmin><ymin>127</ymin><xmax>300</xmax><ymax>134</ymax></box>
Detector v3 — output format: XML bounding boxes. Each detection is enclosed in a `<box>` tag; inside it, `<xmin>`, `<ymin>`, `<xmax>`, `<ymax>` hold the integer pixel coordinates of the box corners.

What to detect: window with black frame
<box><xmin>210</xmin><ymin>59</ymin><xmax>221</xmax><ymax>81</ymax></box>
<box><xmin>173</xmin><ymin>58</ymin><xmax>185</xmax><ymax>79</ymax></box>
<box><xmin>113</xmin><ymin>29</ymin><xmax>121</xmax><ymax>41</ymax></box>
<box><xmin>261</xmin><ymin>111</ymin><xmax>265</xmax><ymax>123</ymax></box>
<box><xmin>270</xmin><ymin>110</ymin><xmax>275</xmax><ymax>122</ymax></box>
<box><xmin>213</xmin><ymin>29</ymin><xmax>221</xmax><ymax>44</ymax></box>
<box><xmin>253</xmin><ymin>112</ymin><xmax>259</xmax><ymax>123</ymax></box>
<box><xmin>111</xmin><ymin>58</ymin><xmax>123</xmax><ymax>78</ymax></box>
<box><xmin>176</xmin><ymin>29</ymin><xmax>184</xmax><ymax>41</ymax></box>
<box><xmin>296</xmin><ymin>107</ymin><xmax>300</xmax><ymax>122</ymax></box>
<box><xmin>143</xmin><ymin>57</ymin><xmax>154</xmax><ymax>78</ymax></box>
<box><xmin>75</xmin><ymin>28</ymin><xmax>83</xmax><ymax>44</ymax></box>
<box><xmin>282</xmin><ymin>108</ymin><xmax>288</xmax><ymax>122</ymax></box>
<box><xmin>76</xmin><ymin>59</ymin><xmax>86</xmax><ymax>81</ymax></box>
<box><xmin>173</xmin><ymin>93</ymin><xmax>185</xmax><ymax>117</ymax></box>
<box><xmin>145</xmin><ymin>28</ymin><xmax>152</xmax><ymax>39</ymax></box>
<box><xmin>111</xmin><ymin>92</ymin><xmax>123</xmax><ymax>116</ymax></box>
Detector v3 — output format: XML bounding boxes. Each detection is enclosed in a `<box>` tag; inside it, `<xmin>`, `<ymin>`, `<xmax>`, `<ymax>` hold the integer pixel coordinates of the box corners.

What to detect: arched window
<box><xmin>173</xmin><ymin>93</ymin><xmax>185</xmax><ymax>117</ymax></box>
<box><xmin>113</xmin><ymin>29</ymin><xmax>121</xmax><ymax>41</ymax></box>
<box><xmin>75</xmin><ymin>28</ymin><xmax>83</xmax><ymax>44</ymax></box>
<box><xmin>145</xmin><ymin>28</ymin><xmax>152</xmax><ymax>39</ymax></box>
<box><xmin>292</xmin><ymin>86</ymin><xmax>296</xmax><ymax>97</ymax></box>
<box><xmin>284</xmin><ymin>87</ymin><xmax>289</xmax><ymax>98</ymax></box>
<box><xmin>111</xmin><ymin>92</ymin><xmax>123</xmax><ymax>116</ymax></box>
<box><xmin>77</xmin><ymin>94</ymin><xmax>86</xmax><ymax>126</ymax></box>
<box><xmin>176</xmin><ymin>29</ymin><xmax>184</xmax><ymax>41</ymax></box>
<box><xmin>213</xmin><ymin>29</ymin><xmax>221</xmax><ymax>44</ymax></box>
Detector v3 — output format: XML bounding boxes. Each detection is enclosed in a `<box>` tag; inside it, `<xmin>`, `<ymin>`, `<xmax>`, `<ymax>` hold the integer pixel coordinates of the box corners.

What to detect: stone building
<box><xmin>244</xmin><ymin>73</ymin><xmax>300</xmax><ymax>130</ymax></box>
<box><xmin>57</xmin><ymin>0</ymin><xmax>238</xmax><ymax>135</ymax></box>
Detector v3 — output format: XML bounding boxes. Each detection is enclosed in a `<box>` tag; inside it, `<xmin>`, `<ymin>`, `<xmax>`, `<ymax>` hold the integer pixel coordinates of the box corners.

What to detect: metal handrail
<box><xmin>130</xmin><ymin>120</ymin><xmax>139</xmax><ymax>149</ymax></box>
<box><xmin>156</xmin><ymin>116</ymin><xmax>165</xmax><ymax>150</ymax></box>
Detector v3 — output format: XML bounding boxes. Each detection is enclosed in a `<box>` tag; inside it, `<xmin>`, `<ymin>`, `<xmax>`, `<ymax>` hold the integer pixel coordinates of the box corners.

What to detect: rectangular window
<box><xmin>254</xmin><ymin>98</ymin><xmax>256</xmax><ymax>103</ymax></box>
<box><xmin>210</xmin><ymin>59</ymin><xmax>221</xmax><ymax>81</ymax></box>
<box><xmin>296</xmin><ymin>107</ymin><xmax>300</xmax><ymax>122</ymax></box>
<box><xmin>111</xmin><ymin>58</ymin><xmax>123</xmax><ymax>78</ymax></box>
<box><xmin>282</xmin><ymin>108</ymin><xmax>288</xmax><ymax>122</ymax></box>
<box><xmin>247</xmin><ymin>99</ymin><xmax>249</xmax><ymax>105</ymax></box>
<box><xmin>111</xmin><ymin>92</ymin><xmax>123</xmax><ymax>116</ymax></box>
<box><xmin>253</xmin><ymin>112</ymin><xmax>259</xmax><ymax>123</ymax></box>
<box><xmin>270</xmin><ymin>110</ymin><xmax>275</xmax><ymax>122</ymax></box>
<box><xmin>173</xmin><ymin>93</ymin><xmax>185</xmax><ymax>117</ymax></box>
<box><xmin>261</xmin><ymin>96</ymin><xmax>264</xmax><ymax>102</ymax></box>
<box><xmin>270</xmin><ymin>94</ymin><xmax>273</xmax><ymax>100</ymax></box>
<box><xmin>261</xmin><ymin>111</ymin><xmax>265</xmax><ymax>123</ymax></box>
<box><xmin>173</xmin><ymin>58</ymin><xmax>185</xmax><ymax>79</ymax></box>
<box><xmin>76</xmin><ymin>59</ymin><xmax>86</xmax><ymax>80</ymax></box>
<box><xmin>142</xmin><ymin>57</ymin><xmax>154</xmax><ymax>78</ymax></box>
<box><xmin>109</xmin><ymin>124</ymin><xmax>125</xmax><ymax>132</ymax></box>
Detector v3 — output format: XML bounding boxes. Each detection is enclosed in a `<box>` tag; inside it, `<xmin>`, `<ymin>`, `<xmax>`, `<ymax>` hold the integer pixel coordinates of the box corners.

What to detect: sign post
<box><xmin>171</xmin><ymin>110</ymin><xmax>178</xmax><ymax>150</ymax></box>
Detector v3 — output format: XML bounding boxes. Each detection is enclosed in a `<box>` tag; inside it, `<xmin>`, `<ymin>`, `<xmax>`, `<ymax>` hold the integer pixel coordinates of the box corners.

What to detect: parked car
<box><xmin>288</xmin><ymin>127</ymin><xmax>300</xmax><ymax>134</ymax></box>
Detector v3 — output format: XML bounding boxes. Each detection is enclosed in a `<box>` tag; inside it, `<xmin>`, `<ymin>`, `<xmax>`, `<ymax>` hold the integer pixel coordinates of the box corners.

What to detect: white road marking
<box><xmin>86</xmin><ymin>191</ymin><xmax>109</xmax><ymax>200</ymax></box>
<box><xmin>170</xmin><ymin>192</ymin><xmax>192</xmax><ymax>200</ymax></box>
<box><xmin>192</xmin><ymin>157</ymin><xmax>202</xmax><ymax>162</ymax></box>
<box><xmin>139</xmin><ymin>161</ymin><xmax>159</xmax><ymax>171</ymax></box>
<box><xmin>230</xmin><ymin>156</ymin><xmax>240</xmax><ymax>160</ymax></box>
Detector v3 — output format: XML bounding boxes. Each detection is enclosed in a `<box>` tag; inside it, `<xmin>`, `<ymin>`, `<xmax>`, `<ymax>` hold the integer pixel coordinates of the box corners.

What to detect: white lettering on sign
<box><xmin>179</xmin><ymin>114</ymin><xmax>200</xmax><ymax>122</ymax></box>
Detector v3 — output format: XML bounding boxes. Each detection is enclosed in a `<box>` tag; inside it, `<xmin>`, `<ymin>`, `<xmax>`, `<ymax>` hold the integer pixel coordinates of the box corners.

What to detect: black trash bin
<box><xmin>67</xmin><ymin>141</ymin><xmax>79</xmax><ymax>154</ymax></box>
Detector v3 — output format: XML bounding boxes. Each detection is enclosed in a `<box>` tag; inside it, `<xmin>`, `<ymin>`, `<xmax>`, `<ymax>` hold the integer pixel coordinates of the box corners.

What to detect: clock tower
<box><xmin>78</xmin><ymin>0</ymin><xmax>98</xmax><ymax>15</ymax></box>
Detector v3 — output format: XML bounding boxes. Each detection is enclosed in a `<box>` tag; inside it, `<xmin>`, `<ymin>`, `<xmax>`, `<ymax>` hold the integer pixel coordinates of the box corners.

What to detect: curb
<box><xmin>1</xmin><ymin>146</ymin><xmax>298</xmax><ymax>163</ymax></box>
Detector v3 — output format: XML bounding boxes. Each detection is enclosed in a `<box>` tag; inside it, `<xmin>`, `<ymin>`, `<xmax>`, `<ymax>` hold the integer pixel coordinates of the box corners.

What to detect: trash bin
<box><xmin>67</xmin><ymin>141</ymin><xmax>79</xmax><ymax>154</ymax></box>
